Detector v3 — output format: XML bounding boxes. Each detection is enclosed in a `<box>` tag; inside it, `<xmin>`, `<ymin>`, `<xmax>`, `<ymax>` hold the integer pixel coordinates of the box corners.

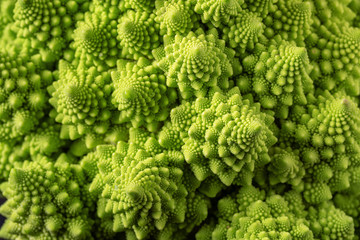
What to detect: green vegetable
<box><xmin>0</xmin><ymin>156</ymin><xmax>94</xmax><ymax>239</ymax></box>
<box><xmin>0</xmin><ymin>0</ymin><xmax>360</xmax><ymax>239</ymax></box>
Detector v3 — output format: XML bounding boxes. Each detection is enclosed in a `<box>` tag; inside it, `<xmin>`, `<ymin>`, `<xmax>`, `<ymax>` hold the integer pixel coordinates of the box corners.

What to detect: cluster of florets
<box><xmin>0</xmin><ymin>0</ymin><xmax>360</xmax><ymax>239</ymax></box>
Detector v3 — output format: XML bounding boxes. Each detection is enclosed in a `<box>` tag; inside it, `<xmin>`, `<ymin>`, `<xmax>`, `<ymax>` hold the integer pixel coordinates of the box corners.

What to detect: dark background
<box><xmin>0</xmin><ymin>198</ymin><xmax>5</xmax><ymax>240</ymax></box>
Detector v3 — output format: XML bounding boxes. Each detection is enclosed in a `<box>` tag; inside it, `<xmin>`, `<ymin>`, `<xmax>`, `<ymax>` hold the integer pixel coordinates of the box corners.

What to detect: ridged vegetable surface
<box><xmin>0</xmin><ymin>0</ymin><xmax>360</xmax><ymax>239</ymax></box>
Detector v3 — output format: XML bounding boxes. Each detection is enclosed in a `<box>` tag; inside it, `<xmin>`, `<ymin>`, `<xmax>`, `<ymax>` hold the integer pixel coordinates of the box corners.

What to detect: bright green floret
<box><xmin>0</xmin><ymin>0</ymin><xmax>360</xmax><ymax>240</ymax></box>
<box><xmin>227</xmin><ymin>197</ymin><xmax>313</xmax><ymax>240</ymax></box>
<box><xmin>0</xmin><ymin>141</ymin><xmax>28</xmax><ymax>183</ymax></box>
<box><xmin>49</xmin><ymin>60</ymin><xmax>113</xmax><ymax>141</ymax></box>
<box><xmin>306</xmin><ymin>21</ymin><xmax>360</xmax><ymax>96</ymax></box>
<box><xmin>277</xmin><ymin>91</ymin><xmax>360</xmax><ymax>204</ymax></box>
<box><xmin>264</xmin><ymin>0</ymin><xmax>312</xmax><ymax>46</ymax></box>
<box><xmin>117</xmin><ymin>10</ymin><xmax>160</xmax><ymax>60</ymax></box>
<box><xmin>0</xmin><ymin>156</ymin><xmax>94</xmax><ymax>239</ymax></box>
<box><xmin>155</xmin><ymin>0</ymin><xmax>199</xmax><ymax>37</ymax></box>
<box><xmin>197</xmin><ymin>186</ymin><xmax>315</xmax><ymax>240</ymax></box>
<box><xmin>0</xmin><ymin>50</ymin><xmax>52</xmax><ymax>142</ymax></box>
<box><xmin>159</xmin><ymin>87</ymin><xmax>277</xmax><ymax>186</ymax></box>
<box><xmin>308</xmin><ymin>202</ymin><xmax>355</xmax><ymax>239</ymax></box>
<box><xmin>73</xmin><ymin>11</ymin><xmax>121</xmax><ymax>69</ymax></box>
<box><xmin>111</xmin><ymin>57</ymin><xmax>177</xmax><ymax>131</ymax></box>
<box><xmin>194</xmin><ymin>0</ymin><xmax>243</xmax><ymax>27</ymax></box>
<box><xmin>155</xmin><ymin>29</ymin><xmax>236</xmax><ymax>99</ymax></box>
<box><xmin>221</xmin><ymin>10</ymin><xmax>265</xmax><ymax>54</ymax></box>
<box><xmin>13</xmin><ymin>0</ymin><xmax>89</xmax><ymax>62</ymax></box>
<box><xmin>268</xmin><ymin>146</ymin><xmax>305</xmax><ymax>186</ymax></box>
<box><xmin>241</xmin><ymin>39</ymin><xmax>314</xmax><ymax>119</ymax></box>
<box><xmin>88</xmin><ymin>141</ymin><xmax>188</xmax><ymax>239</ymax></box>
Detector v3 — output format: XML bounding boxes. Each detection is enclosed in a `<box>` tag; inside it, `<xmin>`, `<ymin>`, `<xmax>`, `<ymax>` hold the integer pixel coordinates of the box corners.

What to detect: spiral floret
<box><xmin>264</xmin><ymin>0</ymin><xmax>312</xmax><ymax>45</ymax></box>
<box><xmin>13</xmin><ymin>0</ymin><xmax>87</xmax><ymax>62</ymax></box>
<box><xmin>74</xmin><ymin>11</ymin><xmax>120</xmax><ymax>69</ymax></box>
<box><xmin>0</xmin><ymin>51</ymin><xmax>52</xmax><ymax>141</ymax></box>
<box><xmin>222</xmin><ymin>10</ymin><xmax>265</xmax><ymax>53</ymax></box>
<box><xmin>49</xmin><ymin>60</ymin><xmax>113</xmax><ymax>140</ymax></box>
<box><xmin>0</xmin><ymin>156</ymin><xmax>93</xmax><ymax>239</ymax></box>
<box><xmin>308</xmin><ymin>202</ymin><xmax>354</xmax><ymax>240</ymax></box>
<box><xmin>156</xmin><ymin>29</ymin><xmax>234</xmax><ymax>99</ymax></box>
<box><xmin>159</xmin><ymin>87</ymin><xmax>276</xmax><ymax>186</ymax></box>
<box><xmin>111</xmin><ymin>57</ymin><xmax>177</xmax><ymax>132</ymax></box>
<box><xmin>194</xmin><ymin>0</ymin><xmax>242</xmax><ymax>27</ymax></box>
<box><xmin>306</xmin><ymin>22</ymin><xmax>360</xmax><ymax>96</ymax></box>
<box><xmin>118</xmin><ymin>10</ymin><xmax>160</xmax><ymax>60</ymax></box>
<box><xmin>89</xmin><ymin>142</ymin><xmax>188</xmax><ymax>239</ymax></box>
<box><xmin>155</xmin><ymin>0</ymin><xmax>198</xmax><ymax>36</ymax></box>
<box><xmin>245</xmin><ymin>40</ymin><xmax>313</xmax><ymax>119</ymax></box>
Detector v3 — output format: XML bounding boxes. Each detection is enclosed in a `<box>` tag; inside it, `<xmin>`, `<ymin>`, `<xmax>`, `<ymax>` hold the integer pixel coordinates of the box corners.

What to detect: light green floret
<box><xmin>241</xmin><ymin>40</ymin><xmax>313</xmax><ymax>119</ymax></box>
<box><xmin>194</xmin><ymin>175</ymin><xmax>228</xmax><ymax>198</ymax></box>
<box><xmin>111</xmin><ymin>57</ymin><xmax>177</xmax><ymax>132</ymax></box>
<box><xmin>0</xmin><ymin>51</ymin><xmax>53</xmax><ymax>142</ymax></box>
<box><xmin>154</xmin><ymin>29</ymin><xmax>235</xmax><ymax>99</ymax></box>
<box><xmin>349</xmin><ymin>0</ymin><xmax>360</xmax><ymax>27</ymax></box>
<box><xmin>160</xmin><ymin>87</ymin><xmax>277</xmax><ymax>186</ymax></box>
<box><xmin>306</xmin><ymin>21</ymin><xmax>360</xmax><ymax>96</ymax></box>
<box><xmin>309</xmin><ymin>94</ymin><xmax>360</xmax><ymax>192</ymax></box>
<box><xmin>263</xmin><ymin>0</ymin><xmax>312</xmax><ymax>46</ymax></box>
<box><xmin>184</xmin><ymin>92</ymin><xmax>276</xmax><ymax>185</ymax></box>
<box><xmin>178</xmin><ymin>192</ymin><xmax>211</xmax><ymax>233</ymax></box>
<box><xmin>227</xmin><ymin>197</ymin><xmax>313</xmax><ymax>240</ymax></box>
<box><xmin>195</xmin><ymin>218</ymin><xmax>218</xmax><ymax>240</ymax></box>
<box><xmin>221</xmin><ymin>10</ymin><xmax>265</xmax><ymax>54</ymax></box>
<box><xmin>88</xmin><ymin>141</ymin><xmax>188</xmax><ymax>239</ymax></box>
<box><xmin>13</xmin><ymin>0</ymin><xmax>89</xmax><ymax>62</ymax></box>
<box><xmin>0</xmin><ymin>141</ymin><xmax>28</xmax><ymax>184</ymax></box>
<box><xmin>128</xmin><ymin>127</ymin><xmax>156</xmax><ymax>148</ymax></box>
<box><xmin>241</xmin><ymin>0</ymin><xmax>273</xmax><ymax>18</ymax></box>
<box><xmin>158</xmin><ymin>101</ymin><xmax>197</xmax><ymax>151</ymax></box>
<box><xmin>310</xmin><ymin>94</ymin><xmax>360</xmax><ymax>196</ymax></box>
<box><xmin>312</xmin><ymin>0</ymin><xmax>356</xmax><ymax>23</ymax></box>
<box><xmin>118</xmin><ymin>10</ymin><xmax>160</xmax><ymax>60</ymax></box>
<box><xmin>119</xmin><ymin>0</ymin><xmax>155</xmax><ymax>12</ymax></box>
<box><xmin>268</xmin><ymin>147</ymin><xmax>305</xmax><ymax>186</ymax></box>
<box><xmin>90</xmin><ymin>0</ymin><xmax>121</xmax><ymax>19</ymax></box>
<box><xmin>283</xmin><ymin>190</ymin><xmax>307</xmax><ymax>218</ymax></box>
<box><xmin>27</xmin><ymin>120</ymin><xmax>66</xmax><ymax>157</ymax></box>
<box><xmin>66</xmin><ymin>123</ymin><xmax>130</xmax><ymax>156</ymax></box>
<box><xmin>302</xmin><ymin>181</ymin><xmax>332</xmax><ymax>205</ymax></box>
<box><xmin>217</xmin><ymin>195</ymin><xmax>239</xmax><ymax>221</ymax></box>
<box><xmin>49</xmin><ymin>60</ymin><xmax>113</xmax><ymax>141</ymax></box>
<box><xmin>0</xmin><ymin>23</ymin><xmax>35</xmax><ymax>58</ymax></box>
<box><xmin>92</xmin><ymin>217</ymin><xmax>124</xmax><ymax>240</ymax></box>
<box><xmin>90</xmin><ymin>128</ymin><xmax>206</xmax><ymax>238</ymax></box>
<box><xmin>347</xmin><ymin>166</ymin><xmax>360</xmax><ymax>195</ymax></box>
<box><xmin>279</xmin><ymin>91</ymin><xmax>360</xmax><ymax>203</ymax></box>
<box><xmin>194</xmin><ymin>0</ymin><xmax>243</xmax><ymax>27</ymax></box>
<box><xmin>308</xmin><ymin>202</ymin><xmax>354</xmax><ymax>240</ymax></box>
<box><xmin>155</xmin><ymin>0</ymin><xmax>199</xmax><ymax>36</ymax></box>
<box><xmin>334</xmin><ymin>193</ymin><xmax>360</xmax><ymax>229</ymax></box>
<box><xmin>0</xmin><ymin>156</ymin><xmax>94</xmax><ymax>240</ymax></box>
<box><xmin>0</xmin><ymin>0</ymin><xmax>14</xmax><ymax>35</ymax></box>
<box><xmin>197</xmin><ymin>186</ymin><xmax>312</xmax><ymax>240</ymax></box>
<box><xmin>73</xmin><ymin>11</ymin><xmax>120</xmax><ymax>70</ymax></box>
<box><xmin>236</xmin><ymin>185</ymin><xmax>266</xmax><ymax>212</ymax></box>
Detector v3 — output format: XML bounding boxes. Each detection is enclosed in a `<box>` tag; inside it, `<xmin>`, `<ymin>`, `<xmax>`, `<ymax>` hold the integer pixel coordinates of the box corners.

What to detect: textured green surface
<box><xmin>0</xmin><ymin>0</ymin><xmax>360</xmax><ymax>239</ymax></box>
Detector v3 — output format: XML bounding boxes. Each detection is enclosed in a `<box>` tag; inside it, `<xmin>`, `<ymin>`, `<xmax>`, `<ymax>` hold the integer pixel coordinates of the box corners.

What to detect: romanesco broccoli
<box><xmin>0</xmin><ymin>0</ymin><xmax>359</xmax><ymax>239</ymax></box>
